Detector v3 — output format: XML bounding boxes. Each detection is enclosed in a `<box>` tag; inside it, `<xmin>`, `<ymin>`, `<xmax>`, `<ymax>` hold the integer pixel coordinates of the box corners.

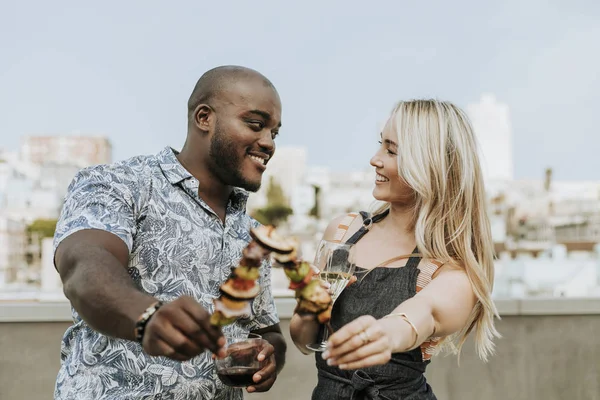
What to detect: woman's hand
<box><xmin>321</xmin><ymin>315</ymin><xmax>399</xmax><ymax>370</ymax></box>
<box><xmin>346</xmin><ymin>275</ymin><xmax>358</xmax><ymax>287</ymax></box>
<box><xmin>290</xmin><ymin>264</ymin><xmax>357</xmax><ymax>355</ymax></box>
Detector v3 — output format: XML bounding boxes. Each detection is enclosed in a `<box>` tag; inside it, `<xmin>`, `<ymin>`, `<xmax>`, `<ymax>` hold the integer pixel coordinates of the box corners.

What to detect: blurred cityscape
<box><xmin>1</xmin><ymin>94</ymin><xmax>600</xmax><ymax>301</ymax></box>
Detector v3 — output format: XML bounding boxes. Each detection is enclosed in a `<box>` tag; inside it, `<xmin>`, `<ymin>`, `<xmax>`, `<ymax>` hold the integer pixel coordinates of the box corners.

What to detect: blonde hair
<box><xmin>371</xmin><ymin>99</ymin><xmax>500</xmax><ymax>361</ymax></box>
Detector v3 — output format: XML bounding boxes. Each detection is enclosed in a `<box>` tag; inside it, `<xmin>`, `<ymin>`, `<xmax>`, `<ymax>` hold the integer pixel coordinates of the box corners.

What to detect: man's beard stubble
<box><xmin>207</xmin><ymin>122</ymin><xmax>262</xmax><ymax>192</ymax></box>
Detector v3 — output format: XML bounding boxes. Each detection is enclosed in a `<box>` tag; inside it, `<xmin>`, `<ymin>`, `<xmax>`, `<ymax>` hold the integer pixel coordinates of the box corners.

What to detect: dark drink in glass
<box><xmin>214</xmin><ymin>333</ymin><xmax>266</xmax><ymax>388</ymax></box>
<box><xmin>217</xmin><ymin>366</ymin><xmax>261</xmax><ymax>387</ymax></box>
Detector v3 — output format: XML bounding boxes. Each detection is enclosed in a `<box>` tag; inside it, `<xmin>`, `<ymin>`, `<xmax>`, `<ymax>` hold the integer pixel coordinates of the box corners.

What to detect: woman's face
<box><xmin>370</xmin><ymin>120</ymin><xmax>414</xmax><ymax>205</ymax></box>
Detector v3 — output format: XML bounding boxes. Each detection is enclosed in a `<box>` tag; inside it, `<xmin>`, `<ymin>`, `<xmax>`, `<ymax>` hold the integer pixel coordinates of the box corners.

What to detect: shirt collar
<box><xmin>229</xmin><ymin>187</ymin><xmax>250</xmax><ymax>213</ymax></box>
<box><xmin>157</xmin><ymin>146</ymin><xmax>250</xmax><ymax>211</ymax></box>
<box><xmin>157</xmin><ymin>146</ymin><xmax>192</xmax><ymax>185</ymax></box>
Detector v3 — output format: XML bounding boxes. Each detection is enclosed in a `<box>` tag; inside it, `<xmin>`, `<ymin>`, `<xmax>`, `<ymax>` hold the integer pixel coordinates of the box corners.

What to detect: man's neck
<box><xmin>176</xmin><ymin>148</ymin><xmax>232</xmax><ymax>222</ymax></box>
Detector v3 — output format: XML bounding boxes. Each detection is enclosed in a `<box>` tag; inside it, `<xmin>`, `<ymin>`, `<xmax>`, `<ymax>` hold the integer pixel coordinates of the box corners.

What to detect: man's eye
<box><xmin>271</xmin><ymin>131</ymin><xmax>279</xmax><ymax>140</ymax></box>
<box><xmin>250</xmin><ymin>121</ymin><xmax>264</xmax><ymax>130</ymax></box>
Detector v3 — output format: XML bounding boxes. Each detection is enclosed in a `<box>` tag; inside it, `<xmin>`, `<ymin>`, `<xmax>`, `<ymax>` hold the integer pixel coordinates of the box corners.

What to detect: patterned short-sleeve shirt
<box><xmin>53</xmin><ymin>147</ymin><xmax>279</xmax><ymax>400</ymax></box>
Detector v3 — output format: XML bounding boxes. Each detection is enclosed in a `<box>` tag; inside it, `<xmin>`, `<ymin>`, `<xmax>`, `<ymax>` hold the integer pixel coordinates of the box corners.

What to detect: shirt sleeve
<box><xmin>53</xmin><ymin>165</ymin><xmax>138</xmax><ymax>257</ymax></box>
<box><xmin>240</xmin><ymin>256</ymin><xmax>280</xmax><ymax>331</ymax></box>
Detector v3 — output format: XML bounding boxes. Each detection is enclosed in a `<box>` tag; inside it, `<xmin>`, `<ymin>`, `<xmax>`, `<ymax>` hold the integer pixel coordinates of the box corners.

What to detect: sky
<box><xmin>1</xmin><ymin>0</ymin><xmax>599</xmax><ymax>180</ymax></box>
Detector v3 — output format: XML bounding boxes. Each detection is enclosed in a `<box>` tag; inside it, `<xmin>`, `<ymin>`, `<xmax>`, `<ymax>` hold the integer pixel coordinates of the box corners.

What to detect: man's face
<box><xmin>206</xmin><ymin>80</ymin><xmax>282</xmax><ymax>192</ymax></box>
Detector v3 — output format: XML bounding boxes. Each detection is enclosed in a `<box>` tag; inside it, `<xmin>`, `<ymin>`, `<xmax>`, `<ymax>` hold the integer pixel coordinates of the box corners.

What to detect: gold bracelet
<box><xmin>383</xmin><ymin>312</ymin><xmax>419</xmax><ymax>350</ymax></box>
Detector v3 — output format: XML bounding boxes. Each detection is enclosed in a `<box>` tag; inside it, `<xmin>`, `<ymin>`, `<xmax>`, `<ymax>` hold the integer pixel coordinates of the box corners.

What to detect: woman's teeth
<box><xmin>376</xmin><ymin>174</ymin><xmax>389</xmax><ymax>182</ymax></box>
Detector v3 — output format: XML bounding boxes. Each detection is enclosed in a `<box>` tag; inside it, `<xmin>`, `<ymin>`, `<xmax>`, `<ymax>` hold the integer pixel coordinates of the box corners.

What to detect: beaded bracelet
<box><xmin>134</xmin><ymin>301</ymin><xmax>163</xmax><ymax>343</ymax></box>
<box><xmin>382</xmin><ymin>312</ymin><xmax>419</xmax><ymax>350</ymax></box>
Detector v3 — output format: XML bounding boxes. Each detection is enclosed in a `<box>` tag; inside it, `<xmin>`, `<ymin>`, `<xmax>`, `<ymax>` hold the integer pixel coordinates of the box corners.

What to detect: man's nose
<box><xmin>257</xmin><ymin>131</ymin><xmax>275</xmax><ymax>153</ymax></box>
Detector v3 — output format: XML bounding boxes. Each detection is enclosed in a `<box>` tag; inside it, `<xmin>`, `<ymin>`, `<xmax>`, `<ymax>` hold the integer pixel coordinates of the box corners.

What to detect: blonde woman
<box><xmin>290</xmin><ymin>99</ymin><xmax>500</xmax><ymax>399</ymax></box>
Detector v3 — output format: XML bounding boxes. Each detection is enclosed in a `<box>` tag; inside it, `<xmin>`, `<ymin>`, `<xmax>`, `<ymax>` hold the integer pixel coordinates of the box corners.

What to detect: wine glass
<box><xmin>306</xmin><ymin>240</ymin><xmax>356</xmax><ymax>352</ymax></box>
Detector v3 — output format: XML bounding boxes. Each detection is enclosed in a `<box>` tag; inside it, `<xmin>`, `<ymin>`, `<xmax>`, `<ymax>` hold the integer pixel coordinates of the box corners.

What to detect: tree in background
<box><xmin>26</xmin><ymin>219</ymin><xmax>57</xmax><ymax>261</ymax></box>
<box><xmin>309</xmin><ymin>185</ymin><xmax>321</xmax><ymax>219</ymax></box>
<box><xmin>252</xmin><ymin>177</ymin><xmax>293</xmax><ymax>227</ymax></box>
<box><xmin>27</xmin><ymin>219</ymin><xmax>57</xmax><ymax>239</ymax></box>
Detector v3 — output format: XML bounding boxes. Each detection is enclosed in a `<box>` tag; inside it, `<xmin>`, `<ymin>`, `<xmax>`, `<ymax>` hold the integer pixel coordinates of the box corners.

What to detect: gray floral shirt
<box><xmin>53</xmin><ymin>147</ymin><xmax>279</xmax><ymax>400</ymax></box>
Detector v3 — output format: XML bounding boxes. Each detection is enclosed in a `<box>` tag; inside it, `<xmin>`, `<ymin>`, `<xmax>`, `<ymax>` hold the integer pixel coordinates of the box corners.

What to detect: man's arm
<box><xmin>56</xmin><ymin>229</ymin><xmax>156</xmax><ymax>341</ymax></box>
<box><xmin>57</xmin><ymin>229</ymin><xmax>226</xmax><ymax>360</ymax></box>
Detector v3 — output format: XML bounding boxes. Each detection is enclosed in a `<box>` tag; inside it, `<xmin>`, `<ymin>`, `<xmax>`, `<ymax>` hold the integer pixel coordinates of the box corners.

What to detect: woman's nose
<box><xmin>370</xmin><ymin>155</ymin><xmax>383</xmax><ymax>168</ymax></box>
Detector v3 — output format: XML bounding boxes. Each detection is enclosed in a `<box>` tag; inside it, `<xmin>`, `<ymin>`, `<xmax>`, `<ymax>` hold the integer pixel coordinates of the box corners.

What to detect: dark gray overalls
<box><xmin>312</xmin><ymin>211</ymin><xmax>438</xmax><ymax>400</ymax></box>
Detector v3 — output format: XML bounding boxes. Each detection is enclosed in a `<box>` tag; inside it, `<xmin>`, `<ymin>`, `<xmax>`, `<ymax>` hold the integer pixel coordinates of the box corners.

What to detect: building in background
<box><xmin>0</xmin><ymin>135</ymin><xmax>111</xmax><ymax>293</ymax></box>
<box><xmin>3</xmin><ymin>115</ymin><xmax>600</xmax><ymax>299</ymax></box>
<box><xmin>247</xmin><ymin>146</ymin><xmax>374</xmax><ymax>235</ymax></box>
<box><xmin>0</xmin><ymin>216</ymin><xmax>26</xmax><ymax>286</ymax></box>
<box><xmin>247</xmin><ymin>146</ymin><xmax>308</xmax><ymax>212</ymax></box>
<box><xmin>321</xmin><ymin>170</ymin><xmax>374</xmax><ymax>218</ymax></box>
<box><xmin>467</xmin><ymin>94</ymin><xmax>513</xmax><ymax>183</ymax></box>
<box><xmin>20</xmin><ymin>135</ymin><xmax>112</xmax><ymax>168</ymax></box>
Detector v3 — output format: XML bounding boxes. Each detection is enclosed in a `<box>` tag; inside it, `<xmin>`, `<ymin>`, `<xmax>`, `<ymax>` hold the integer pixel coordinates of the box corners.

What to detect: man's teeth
<box><xmin>376</xmin><ymin>174</ymin><xmax>389</xmax><ymax>182</ymax></box>
<box><xmin>249</xmin><ymin>155</ymin><xmax>266</xmax><ymax>165</ymax></box>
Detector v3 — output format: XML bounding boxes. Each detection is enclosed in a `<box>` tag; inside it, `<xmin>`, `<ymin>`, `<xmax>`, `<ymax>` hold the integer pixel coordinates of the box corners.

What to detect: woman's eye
<box><xmin>379</xmin><ymin>140</ymin><xmax>395</xmax><ymax>155</ymax></box>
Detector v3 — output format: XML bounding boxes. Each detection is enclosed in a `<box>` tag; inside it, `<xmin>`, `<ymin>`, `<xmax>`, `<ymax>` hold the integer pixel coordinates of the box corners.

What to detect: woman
<box><xmin>290</xmin><ymin>99</ymin><xmax>500</xmax><ymax>399</ymax></box>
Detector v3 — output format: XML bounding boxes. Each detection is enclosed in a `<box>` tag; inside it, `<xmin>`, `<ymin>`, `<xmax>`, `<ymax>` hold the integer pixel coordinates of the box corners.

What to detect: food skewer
<box><xmin>210</xmin><ymin>226</ymin><xmax>334</xmax><ymax>327</ymax></box>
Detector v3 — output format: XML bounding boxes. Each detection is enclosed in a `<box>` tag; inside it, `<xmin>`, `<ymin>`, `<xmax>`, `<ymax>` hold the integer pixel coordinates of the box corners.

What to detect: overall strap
<box><xmin>346</xmin><ymin>209</ymin><xmax>421</xmax><ymax>269</ymax></box>
<box><xmin>405</xmin><ymin>246</ymin><xmax>422</xmax><ymax>270</ymax></box>
<box><xmin>345</xmin><ymin>209</ymin><xmax>390</xmax><ymax>244</ymax></box>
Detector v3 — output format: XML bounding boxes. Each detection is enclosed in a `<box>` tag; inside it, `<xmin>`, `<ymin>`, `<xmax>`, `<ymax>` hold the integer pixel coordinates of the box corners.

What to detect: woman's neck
<box><xmin>379</xmin><ymin>203</ymin><xmax>415</xmax><ymax>235</ymax></box>
<box><xmin>367</xmin><ymin>203</ymin><xmax>417</xmax><ymax>256</ymax></box>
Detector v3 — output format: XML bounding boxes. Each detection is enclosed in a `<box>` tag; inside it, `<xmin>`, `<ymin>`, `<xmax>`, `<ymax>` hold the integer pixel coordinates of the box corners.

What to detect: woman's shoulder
<box><xmin>322</xmin><ymin>212</ymin><xmax>365</xmax><ymax>242</ymax></box>
<box><xmin>422</xmin><ymin>257</ymin><xmax>465</xmax><ymax>280</ymax></box>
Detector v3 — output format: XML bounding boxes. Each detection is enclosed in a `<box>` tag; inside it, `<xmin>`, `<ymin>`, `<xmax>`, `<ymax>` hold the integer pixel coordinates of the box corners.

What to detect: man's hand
<box><xmin>246</xmin><ymin>339</ymin><xmax>277</xmax><ymax>393</ymax></box>
<box><xmin>142</xmin><ymin>296</ymin><xmax>226</xmax><ymax>361</ymax></box>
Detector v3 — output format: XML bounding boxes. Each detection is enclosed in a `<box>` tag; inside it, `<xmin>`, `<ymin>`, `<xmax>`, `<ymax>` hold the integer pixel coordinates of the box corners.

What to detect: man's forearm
<box><xmin>62</xmin><ymin>245</ymin><xmax>156</xmax><ymax>341</ymax></box>
<box><xmin>261</xmin><ymin>331</ymin><xmax>287</xmax><ymax>374</ymax></box>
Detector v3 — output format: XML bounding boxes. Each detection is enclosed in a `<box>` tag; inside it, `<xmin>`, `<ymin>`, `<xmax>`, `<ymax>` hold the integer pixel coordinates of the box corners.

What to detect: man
<box><xmin>53</xmin><ymin>65</ymin><xmax>286</xmax><ymax>399</ymax></box>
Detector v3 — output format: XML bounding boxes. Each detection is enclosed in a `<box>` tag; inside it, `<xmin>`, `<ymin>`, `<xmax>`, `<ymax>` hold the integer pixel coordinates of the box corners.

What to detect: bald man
<box><xmin>54</xmin><ymin>66</ymin><xmax>286</xmax><ymax>399</ymax></box>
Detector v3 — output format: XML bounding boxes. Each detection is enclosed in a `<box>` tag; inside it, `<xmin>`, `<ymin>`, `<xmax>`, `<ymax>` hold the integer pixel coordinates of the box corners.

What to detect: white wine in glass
<box><xmin>306</xmin><ymin>240</ymin><xmax>355</xmax><ymax>352</ymax></box>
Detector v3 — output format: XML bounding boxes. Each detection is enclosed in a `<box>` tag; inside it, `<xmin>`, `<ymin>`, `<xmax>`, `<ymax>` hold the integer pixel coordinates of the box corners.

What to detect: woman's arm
<box><xmin>322</xmin><ymin>264</ymin><xmax>476</xmax><ymax>369</ymax></box>
<box><xmin>289</xmin><ymin>312</ymin><xmax>322</xmax><ymax>355</ymax></box>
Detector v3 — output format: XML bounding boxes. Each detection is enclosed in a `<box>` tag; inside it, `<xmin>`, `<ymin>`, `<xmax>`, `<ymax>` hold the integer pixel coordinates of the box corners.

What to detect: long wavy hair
<box><xmin>370</xmin><ymin>99</ymin><xmax>500</xmax><ymax>361</ymax></box>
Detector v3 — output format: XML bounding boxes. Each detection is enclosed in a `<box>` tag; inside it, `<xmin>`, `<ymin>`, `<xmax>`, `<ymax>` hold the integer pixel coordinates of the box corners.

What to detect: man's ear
<box><xmin>193</xmin><ymin>104</ymin><xmax>214</xmax><ymax>133</ymax></box>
